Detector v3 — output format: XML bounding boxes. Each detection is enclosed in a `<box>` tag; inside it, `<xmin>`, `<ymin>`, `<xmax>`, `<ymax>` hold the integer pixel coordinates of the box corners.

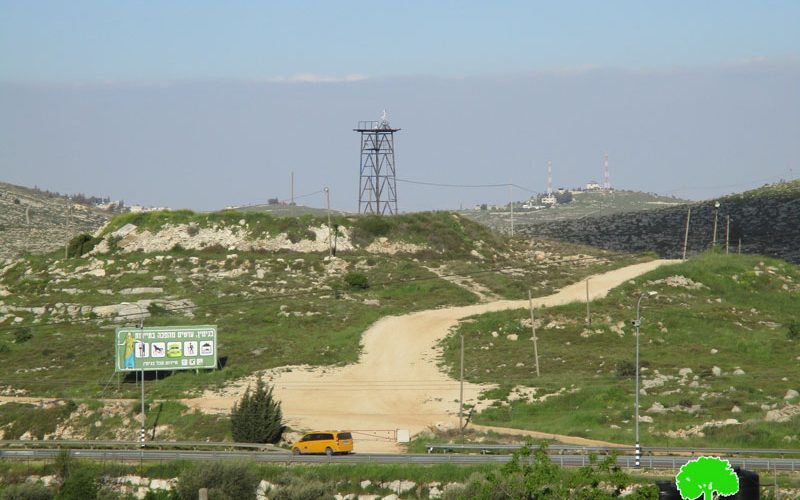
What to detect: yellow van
<box><xmin>291</xmin><ymin>431</ymin><xmax>353</xmax><ymax>456</ymax></box>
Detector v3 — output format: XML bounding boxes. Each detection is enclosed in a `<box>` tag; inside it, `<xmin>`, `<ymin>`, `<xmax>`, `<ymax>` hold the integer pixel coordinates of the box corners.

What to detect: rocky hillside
<box><xmin>440</xmin><ymin>252</ymin><xmax>800</xmax><ymax>449</ymax></box>
<box><xmin>0</xmin><ymin>182</ymin><xmax>111</xmax><ymax>260</ymax></box>
<box><xmin>518</xmin><ymin>180</ymin><xmax>800</xmax><ymax>264</ymax></box>
<box><xmin>0</xmin><ymin>209</ymin><xmax>648</xmax><ymax>442</ymax></box>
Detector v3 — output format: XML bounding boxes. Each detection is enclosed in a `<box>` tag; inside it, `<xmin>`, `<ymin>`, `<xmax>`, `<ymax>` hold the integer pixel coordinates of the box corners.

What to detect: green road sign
<box><xmin>115</xmin><ymin>325</ymin><xmax>217</xmax><ymax>372</ymax></box>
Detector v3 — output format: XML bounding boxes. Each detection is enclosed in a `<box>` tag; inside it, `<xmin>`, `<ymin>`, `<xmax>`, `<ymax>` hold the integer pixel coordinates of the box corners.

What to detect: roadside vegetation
<box><xmin>440</xmin><ymin>252</ymin><xmax>800</xmax><ymax>449</ymax></box>
<box><xmin>0</xmin><ymin>447</ymin><xmax>709</xmax><ymax>499</ymax></box>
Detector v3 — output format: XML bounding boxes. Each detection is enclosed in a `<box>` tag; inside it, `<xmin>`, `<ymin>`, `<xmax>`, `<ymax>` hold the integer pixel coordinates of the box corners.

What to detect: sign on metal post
<box><xmin>115</xmin><ymin>325</ymin><xmax>217</xmax><ymax>372</ymax></box>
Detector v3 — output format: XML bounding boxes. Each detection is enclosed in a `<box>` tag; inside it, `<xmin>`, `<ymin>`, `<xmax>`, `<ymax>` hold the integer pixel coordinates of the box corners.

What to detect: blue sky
<box><xmin>2</xmin><ymin>1</ymin><xmax>798</xmax><ymax>82</ymax></box>
<box><xmin>1</xmin><ymin>2</ymin><xmax>798</xmax><ymax>211</ymax></box>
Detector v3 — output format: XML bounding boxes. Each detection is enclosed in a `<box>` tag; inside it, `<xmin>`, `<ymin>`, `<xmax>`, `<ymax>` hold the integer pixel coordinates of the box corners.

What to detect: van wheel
<box><xmin>292</xmin><ymin>448</ymin><xmax>301</xmax><ymax>456</ymax></box>
<box><xmin>325</xmin><ymin>447</ymin><xmax>333</xmax><ymax>457</ymax></box>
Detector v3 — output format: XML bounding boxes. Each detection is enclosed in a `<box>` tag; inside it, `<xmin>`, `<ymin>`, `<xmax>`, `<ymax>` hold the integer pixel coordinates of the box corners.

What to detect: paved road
<box><xmin>2</xmin><ymin>448</ymin><xmax>799</xmax><ymax>471</ymax></box>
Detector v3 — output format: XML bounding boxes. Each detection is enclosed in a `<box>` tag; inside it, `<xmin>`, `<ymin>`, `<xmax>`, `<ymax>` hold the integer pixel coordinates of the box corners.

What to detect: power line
<box><xmin>397</xmin><ymin>178</ymin><xmax>537</xmax><ymax>193</ymax></box>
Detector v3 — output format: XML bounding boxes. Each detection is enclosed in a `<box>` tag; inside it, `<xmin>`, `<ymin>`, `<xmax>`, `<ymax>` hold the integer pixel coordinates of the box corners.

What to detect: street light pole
<box><xmin>459</xmin><ymin>333</ymin><xmax>464</xmax><ymax>437</ymax></box>
<box><xmin>634</xmin><ymin>291</ymin><xmax>656</xmax><ymax>468</ymax></box>
<box><xmin>712</xmin><ymin>201</ymin><xmax>720</xmax><ymax>248</ymax></box>
<box><xmin>122</xmin><ymin>302</ymin><xmax>146</xmax><ymax>448</ymax></box>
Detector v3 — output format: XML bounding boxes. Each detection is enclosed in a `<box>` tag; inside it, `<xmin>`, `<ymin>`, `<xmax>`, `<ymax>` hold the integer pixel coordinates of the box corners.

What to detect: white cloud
<box><xmin>263</xmin><ymin>73</ymin><xmax>368</xmax><ymax>83</ymax></box>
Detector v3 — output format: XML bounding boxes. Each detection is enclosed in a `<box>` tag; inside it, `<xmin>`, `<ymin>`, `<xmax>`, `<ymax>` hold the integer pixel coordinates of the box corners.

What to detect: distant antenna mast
<box><xmin>547</xmin><ymin>161</ymin><xmax>553</xmax><ymax>196</ymax></box>
<box><xmin>603</xmin><ymin>152</ymin><xmax>611</xmax><ymax>190</ymax></box>
<box><xmin>355</xmin><ymin>110</ymin><xmax>400</xmax><ymax>215</ymax></box>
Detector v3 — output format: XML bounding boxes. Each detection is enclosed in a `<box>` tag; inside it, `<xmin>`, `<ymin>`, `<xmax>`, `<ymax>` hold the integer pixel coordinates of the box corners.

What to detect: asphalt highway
<box><xmin>2</xmin><ymin>448</ymin><xmax>798</xmax><ymax>472</ymax></box>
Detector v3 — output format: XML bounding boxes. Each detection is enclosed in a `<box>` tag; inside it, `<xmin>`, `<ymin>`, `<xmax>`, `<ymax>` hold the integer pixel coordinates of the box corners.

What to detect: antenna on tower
<box><xmin>542</xmin><ymin>161</ymin><xmax>557</xmax><ymax>206</ymax></box>
<box><xmin>603</xmin><ymin>152</ymin><xmax>611</xmax><ymax>190</ymax></box>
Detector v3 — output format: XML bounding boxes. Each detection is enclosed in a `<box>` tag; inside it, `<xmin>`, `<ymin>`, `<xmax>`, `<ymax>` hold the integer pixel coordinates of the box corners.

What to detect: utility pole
<box><xmin>682</xmin><ymin>208</ymin><xmax>692</xmax><ymax>260</ymax></box>
<box><xmin>738</xmin><ymin>238</ymin><xmax>742</xmax><ymax>254</ymax></box>
<box><xmin>324</xmin><ymin>187</ymin><xmax>332</xmax><ymax>257</ymax></box>
<box><xmin>528</xmin><ymin>290</ymin><xmax>540</xmax><ymax>377</ymax></box>
<box><xmin>585</xmin><ymin>279</ymin><xmax>591</xmax><ymax>326</ymax></box>
<box><xmin>725</xmin><ymin>215</ymin><xmax>730</xmax><ymax>254</ymax></box>
<box><xmin>509</xmin><ymin>180</ymin><xmax>514</xmax><ymax>237</ymax></box>
<box><xmin>290</xmin><ymin>171</ymin><xmax>295</xmax><ymax>216</ymax></box>
<box><xmin>64</xmin><ymin>198</ymin><xmax>71</xmax><ymax>259</ymax></box>
<box><xmin>459</xmin><ymin>333</ymin><xmax>465</xmax><ymax>436</ymax></box>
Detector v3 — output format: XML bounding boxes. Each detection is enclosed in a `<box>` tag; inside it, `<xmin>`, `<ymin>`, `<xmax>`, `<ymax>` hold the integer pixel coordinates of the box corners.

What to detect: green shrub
<box><xmin>176</xmin><ymin>462</ymin><xmax>258</xmax><ymax>500</ymax></box>
<box><xmin>142</xmin><ymin>490</ymin><xmax>180</xmax><ymax>500</ymax></box>
<box><xmin>0</xmin><ymin>342</ymin><xmax>10</xmax><ymax>354</ymax></box>
<box><xmin>13</xmin><ymin>327</ymin><xmax>32</xmax><ymax>344</ymax></box>
<box><xmin>788</xmin><ymin>322</ymin><xmax>800</xmax><ymax>340</ymax></box>
<box><xmin>357</xmin><ymin>216</ymin><xmax>392</xmax><ymax>237</ymax></box>
<box><xmin>106</xmin><ymin>235</ymin><xmax>122</xmax><ymax>253</ymax></box>
<box><xmin>66</xmin><ymin>234</ymin><xmax>99</xmax><ymax>258</ymax></box>
<box><xmin>54</xmin><ymin>449</ymin><xmax>72</xmax><ymax>480</ymax></box>
<box><xmin>56</xmin><ymin>468</ymin><xmax>97</xmax><ymax>500</ymax></box>
<box><xmin>344</xmin><ymin>272</ymin><xmax>369</xmax><ymax>290</ymax></box>
<box><xmin>1</xmin><ymin>482</ymin><xmax>54</xmax><ymax>500</ymax></box>
<box><xmin>616</xmin><ymin>360</ymin><xmax>636</xmax><ymax>377</ymax></box>
<box><xmin>270</xmin><ymin>478</ymin><xmax>334</xmax><ymax>500</ymax></box>
<box><xmin>230</xmin><ymin>378</ymin><xmax>285</xmax><ymax>444</ymax></box>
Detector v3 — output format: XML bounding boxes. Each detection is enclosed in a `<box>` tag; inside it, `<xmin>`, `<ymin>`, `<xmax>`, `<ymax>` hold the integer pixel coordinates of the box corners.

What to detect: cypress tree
<box><xmin>231</xmin><ymin>378</ymin><xmax>285</xmax><ymax>443</ymax></box>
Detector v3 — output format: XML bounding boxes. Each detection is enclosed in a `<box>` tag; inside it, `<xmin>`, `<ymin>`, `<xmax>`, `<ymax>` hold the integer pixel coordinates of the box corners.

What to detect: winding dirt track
<box><xmin>185</xmin><ymin>260</ymin><xmax>678</xmax><ymax>452</ymax></box>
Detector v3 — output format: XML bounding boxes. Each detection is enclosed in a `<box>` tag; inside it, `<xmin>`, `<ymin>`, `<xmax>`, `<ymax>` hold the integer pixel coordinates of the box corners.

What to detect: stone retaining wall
<box><xmin>519</xmin><ymin>196</ymin><xmax>800</xmax><ymax>264</ymax></box>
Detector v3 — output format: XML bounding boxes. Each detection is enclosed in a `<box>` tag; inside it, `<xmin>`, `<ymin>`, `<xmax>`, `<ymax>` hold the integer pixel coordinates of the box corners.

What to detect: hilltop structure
<box><xmin>355</xmin><ymin>111</ymin><xmax>400</xmax><ymax>215</ymax></box>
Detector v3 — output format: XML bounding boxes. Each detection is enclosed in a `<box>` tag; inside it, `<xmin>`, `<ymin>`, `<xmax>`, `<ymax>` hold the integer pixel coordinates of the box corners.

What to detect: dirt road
<box><xmin>184</xmin><ymin>259</ymin><xmax>677</xmax><ymax>452</ymax></box>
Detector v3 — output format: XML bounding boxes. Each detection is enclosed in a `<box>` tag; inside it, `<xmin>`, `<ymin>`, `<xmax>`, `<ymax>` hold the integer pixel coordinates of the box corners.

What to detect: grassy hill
<box><xmin>439</xmin><ymin>252</ymin><xmax>800</xmax><ymax>449</ymax></box>
<box><xmin>0</xmin><ymin>209</ymin><xmax>646</xmax><ymax>441</ymax></box>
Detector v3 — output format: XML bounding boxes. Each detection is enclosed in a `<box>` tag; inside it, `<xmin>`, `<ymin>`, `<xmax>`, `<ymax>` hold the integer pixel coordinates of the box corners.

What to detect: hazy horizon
<box><xmin>2</xmin><ymin>60</ymin><xmax>799</xmax><ymax>212</ymax></box>
<box><xmin>1</xmin><ymin>1</ymin><xmax>798</xmax><ymax>212</ymax></box>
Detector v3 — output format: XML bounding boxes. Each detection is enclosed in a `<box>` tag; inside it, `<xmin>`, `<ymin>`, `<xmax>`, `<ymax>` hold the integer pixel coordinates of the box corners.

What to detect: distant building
<box><xmin>129</xmin><ymin>205</ymin><xmax>168</xmax><ymax>213</ymax></box>
<box><xmin>586</xmin><ymin>181</ymin><xmax>601</xmax><ymax>190</ymax></box>
<box><xmin>541</xmin><ymin>194</ymin><xmax>557</xmax><ymax>206</ymax></box>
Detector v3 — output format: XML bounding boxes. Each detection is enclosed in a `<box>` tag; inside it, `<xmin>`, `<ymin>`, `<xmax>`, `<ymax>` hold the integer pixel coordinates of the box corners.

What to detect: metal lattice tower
<box><xmin>355</xmin><ymin>111</ymin><xmax>400</xmax><ymax>215</ymax></box>
<box><xmin>603</xmin><ymin>152</ymin><xmax>611</xmax><ymax>190</ymax></box>
<box><xmin>547</xmin><ymin>160</ymin><xmax>553</xmax><ymax>195</ymax></box>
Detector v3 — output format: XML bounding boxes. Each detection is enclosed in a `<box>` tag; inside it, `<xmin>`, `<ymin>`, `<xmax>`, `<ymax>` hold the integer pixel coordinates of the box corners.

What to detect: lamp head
<box><xmin>714</xmin><ymin>201</ymin><xmax>720</xmax><ymax>209</ymax></box>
